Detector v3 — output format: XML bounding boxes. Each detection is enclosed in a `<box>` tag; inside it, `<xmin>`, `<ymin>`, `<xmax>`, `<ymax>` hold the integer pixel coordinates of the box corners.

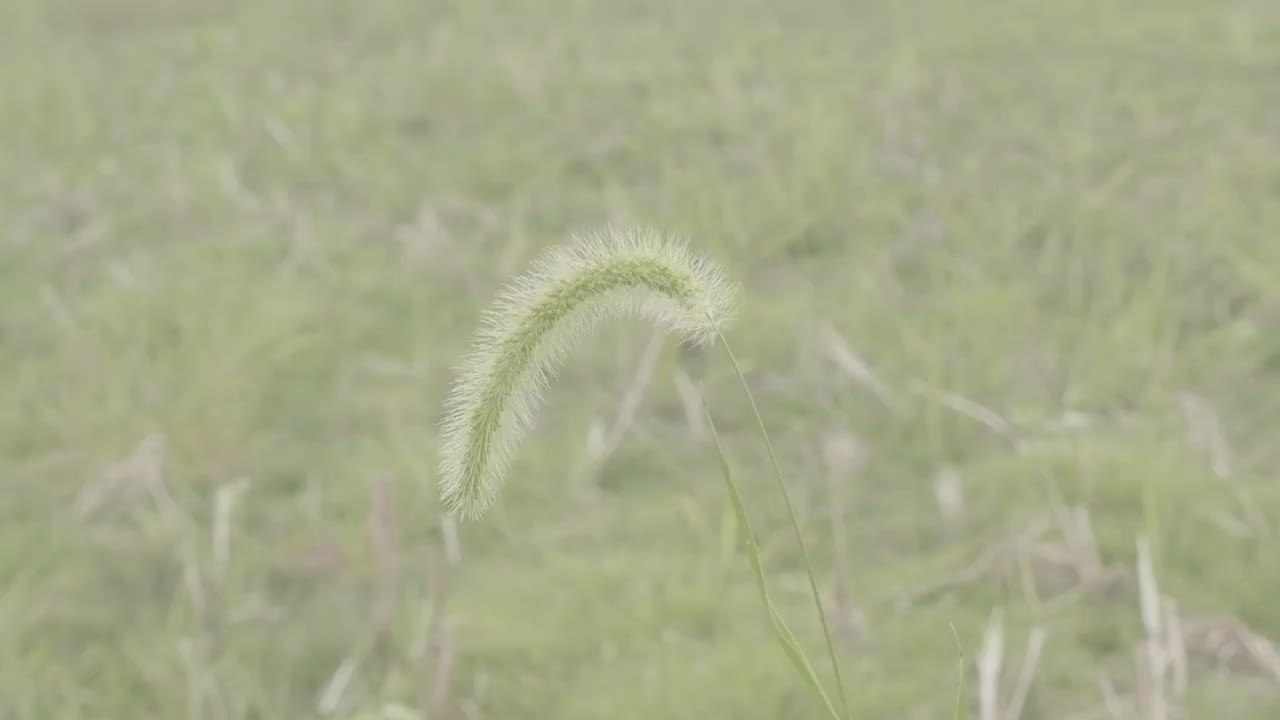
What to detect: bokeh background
<box><xmin>4</xmin><ymin>0</ymin><xmax>1280</xmax><ymax>717</ymax></box>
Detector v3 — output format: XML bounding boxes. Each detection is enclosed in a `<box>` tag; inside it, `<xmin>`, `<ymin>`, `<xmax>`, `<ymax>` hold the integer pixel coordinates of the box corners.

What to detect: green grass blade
<box><xmin>703</xmin><ymin>397</ymin><xmax>842</xmax><ymax>720</ymax></box>
<box><xmin>716</xmin><ymin>332</ymin><xmax>853</xmax><ymax>719</ymax></box>
<box><xmin>949</xmin><ymin>622</ymin><xmax>967</xmax><ymax>720</ymax></box>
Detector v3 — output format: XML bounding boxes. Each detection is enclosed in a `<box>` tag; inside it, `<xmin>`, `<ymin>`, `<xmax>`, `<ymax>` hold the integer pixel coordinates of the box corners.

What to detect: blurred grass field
<box><xmin>4</xmin><ymin>0</ymin><xmax>1280</xmax><ymax>717</ymax></box>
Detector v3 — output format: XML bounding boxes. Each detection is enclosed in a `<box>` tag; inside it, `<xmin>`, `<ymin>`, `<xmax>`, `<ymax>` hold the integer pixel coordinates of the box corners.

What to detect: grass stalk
<box><xmin>715</xmin><ymin>331</ymin><xmax>852</xmax><ymax>720</ymax></box>
<box><xmin>438</xmin><ymin>227</ymin><xmax>852</xmax><ymax>715</ymax></box>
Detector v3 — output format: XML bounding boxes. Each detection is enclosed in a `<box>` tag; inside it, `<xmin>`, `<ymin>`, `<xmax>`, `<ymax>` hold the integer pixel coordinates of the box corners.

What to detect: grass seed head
<box><xmin>438</xmin><ymin>225</ymin><xmax>738</xmax><ymax>520</ymax></box>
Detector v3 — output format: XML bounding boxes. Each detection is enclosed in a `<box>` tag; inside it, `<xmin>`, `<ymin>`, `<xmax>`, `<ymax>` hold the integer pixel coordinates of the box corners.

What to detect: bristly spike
<box><xmin>437</xmin><ymin>225</ymin><xmax>738</xmax><ymax>520</ymax></box>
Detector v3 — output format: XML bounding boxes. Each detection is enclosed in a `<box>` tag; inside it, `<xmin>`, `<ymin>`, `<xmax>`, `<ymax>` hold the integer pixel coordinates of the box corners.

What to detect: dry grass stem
<box><xmin>819</xmin><ymin>323</ymin><xmax>897</xmax><ymax>411</ymax></box>
<box><xmin>978</xmin><ymin>608</ymin><xmax>1005</xmax><ymax>720</ymax></box>
<box><xmin>822</xmin><ymin>428</ymin><xmax>868</xmax><ymax>640</ymax></box>
<box><xmin>672</xmin><ymin>367</ymin><xmax>709</xmax><ymax>440</ymax></box>
<box><xmin>1004</xmin><ymin>627</ymin><xmax>1047</xmax><ymax>720</ymax></box>
<box><xmin>577</xmin><ymin>326</ymin><xmax>666</xmax><ymax>482</ymax></box>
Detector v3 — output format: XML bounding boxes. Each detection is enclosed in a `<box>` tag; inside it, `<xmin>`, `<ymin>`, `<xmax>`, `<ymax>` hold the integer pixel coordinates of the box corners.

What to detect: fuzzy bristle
<box><xmin>437</xmin><ymin>225</ymin><xmax>737</xmax><ymax>520</ymax></box>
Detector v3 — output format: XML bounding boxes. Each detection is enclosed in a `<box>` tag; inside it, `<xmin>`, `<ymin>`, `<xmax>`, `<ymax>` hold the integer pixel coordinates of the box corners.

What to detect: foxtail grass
<box><xmin>438</xmin><ymin>225</ymin><xmax>851</xmax><ymax>718</ymax></box>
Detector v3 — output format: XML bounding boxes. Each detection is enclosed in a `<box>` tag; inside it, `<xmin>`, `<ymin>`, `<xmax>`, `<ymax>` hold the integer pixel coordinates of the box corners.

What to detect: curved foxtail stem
<box><xmin>437</xmin><ymin>225</ymin><xmax>738</xmax><ymax>520</ymax></box>
<box><xmin>437</xmin><ymin>226</ymin><xmax>851</xmax><ymax>718</ymax></box>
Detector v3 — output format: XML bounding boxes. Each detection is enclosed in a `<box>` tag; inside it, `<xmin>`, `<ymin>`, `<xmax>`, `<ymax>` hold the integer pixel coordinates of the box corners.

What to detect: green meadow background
<box><xmin>3</xmin><ymin>0</ymin><xmax>1280</xmax><ymax>717</ymax></box>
